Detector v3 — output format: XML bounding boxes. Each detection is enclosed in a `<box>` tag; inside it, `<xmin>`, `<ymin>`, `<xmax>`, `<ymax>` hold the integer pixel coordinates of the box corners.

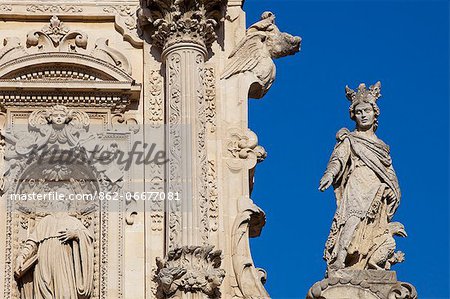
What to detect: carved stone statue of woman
<box><xmin>318</xmin><ymin>82</ymin><xmax>406</xmax><ymax>272</ymax></box>
<box><xmin>14</xmin><ymin>187</ymin><xmax>94</xmax><ymax>299</ymax></box>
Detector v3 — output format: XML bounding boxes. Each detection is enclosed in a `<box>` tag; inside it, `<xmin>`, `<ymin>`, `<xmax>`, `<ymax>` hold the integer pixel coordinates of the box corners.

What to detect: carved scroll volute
<box><xmin>26</xmin><ymin>16</ymin><xmax>88</xmax><ymax>53</ymax></box>
<box><xmin>232</xmin><ymin>196</ymin><xmax>268</xmax><ymax>299</ymax></box>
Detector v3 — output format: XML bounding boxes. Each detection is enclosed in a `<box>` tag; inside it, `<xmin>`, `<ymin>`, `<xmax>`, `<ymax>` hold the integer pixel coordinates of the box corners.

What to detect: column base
<box><xmin>306</xmin><ymin>270</ymin><xmax>417</xmax><ymax>299</ymax></box>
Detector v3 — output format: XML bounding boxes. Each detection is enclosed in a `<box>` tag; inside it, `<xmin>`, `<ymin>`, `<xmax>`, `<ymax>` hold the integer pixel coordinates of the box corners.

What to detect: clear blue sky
<box><xmin>245</xmin><ymin>1</ymin><xmax>449</xmax><ymax>298</ymax></box>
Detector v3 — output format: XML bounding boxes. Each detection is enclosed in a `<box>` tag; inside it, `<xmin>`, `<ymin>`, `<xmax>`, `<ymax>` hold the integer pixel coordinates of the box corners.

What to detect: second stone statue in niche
<box><xmin>319</xmin><ymin>81</ymin><xmax>406</xmax><ymax>273</ymax></box>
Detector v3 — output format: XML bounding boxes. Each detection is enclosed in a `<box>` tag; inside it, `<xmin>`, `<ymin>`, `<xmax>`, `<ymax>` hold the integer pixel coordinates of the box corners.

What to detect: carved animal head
<box><xmin>263</xmin><ymin>27</ymin><xmax>301</xmax><ymax>59</ymax></box>
<box><xmin>388</xmin><ymin>222</ymin><xmax>407</xmax><ymax>238</ymax></box>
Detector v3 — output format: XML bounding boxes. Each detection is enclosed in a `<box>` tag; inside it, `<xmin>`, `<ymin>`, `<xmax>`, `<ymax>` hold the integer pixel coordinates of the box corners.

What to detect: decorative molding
<box><xmin>138</xmin><ymin>0</ymin><xmax>226</xmax><ymax>50</ymax></box>
<box><xmin>307</xmin><ymin>270</ymin><xmax>417</xmax><ymax>299</ymax></box>
<box><xmin>207</xmin><ymin>160</ymin><xmax>219</xmax><ymax>232</ymax></box>
<box><xmin>148</xmin><ymin>70</ymin><xmax>164</xmax><ymax>124</ymax></box>
<box><xmin>196</xmin><ymin>53</ymin><xmax>209</xmax><ymax>245</ymax></box>
<box><xmin>203</xmin><ymin>66</ymin><xmax>217</xmax><ymax>132</ymax></box>
<box><xmin>166</xmin><ymin>52</ymin><xmax>182</xmax><ymax>250</ymax></box>
<box><xmin>104</xmin><ymin>5</ymin><xmax>138</xmax><ymax>30</ymax></box>
<box><xmin>0</xmin><ymin>5</ymin><xmax>12</xmax><ymax>12</ymax></box>
<box><xmin>155</xmin><ymin>245</ymin><xmax>225</xmax><ymax>298</ymax></box>
<box><xmin>26</xmin><ymin>4</ymin><xmax>83</xmax><ymax>13</ymax></box>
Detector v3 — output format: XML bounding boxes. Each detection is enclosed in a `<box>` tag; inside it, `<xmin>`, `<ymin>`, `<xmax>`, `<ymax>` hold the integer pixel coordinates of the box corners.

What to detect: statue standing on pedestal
<box><xmin>319</xmin><ymin>81</ymin><xmax>406</xmax><ymax>272</ymax></box>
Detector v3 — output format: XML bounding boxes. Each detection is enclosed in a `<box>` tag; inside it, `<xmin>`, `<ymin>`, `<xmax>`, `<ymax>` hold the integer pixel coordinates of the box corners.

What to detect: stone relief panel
<box><xmin>1</xmin><ymin>105</ymin><xmax>139</xmax><ymax>299</ymax></box>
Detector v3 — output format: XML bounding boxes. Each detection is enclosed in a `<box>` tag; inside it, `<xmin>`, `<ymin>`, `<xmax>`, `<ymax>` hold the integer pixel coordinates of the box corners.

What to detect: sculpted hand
<box><xmin>14</xmin><ymin>256</ymin><xmax>23</xmax><ymax>277</ymax></box>
<box><xmin>319</xmin><ymin>173</ymin><xmax>333</xmax><ymax>192</ymax></box>
<box><xmin>384</xmin><ymin>188</ymin><xmax>396</xmax><ymax>202</ymax></box>
<box><xmin>58</xmin><ymin>229</ymin><xmax>79</xmax><ymax>243</ymax></box>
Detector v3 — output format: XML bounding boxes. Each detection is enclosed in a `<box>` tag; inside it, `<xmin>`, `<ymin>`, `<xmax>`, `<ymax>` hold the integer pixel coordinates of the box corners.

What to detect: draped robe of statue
<box><xmin>324</xmin><ymin>128</ymin><xmax>401</xmax><ymax>268</ymax></box>
<box><xmin>15</xmin><ymin>213</ymin><xmax>94</xmax><ymax>299</ymax></box>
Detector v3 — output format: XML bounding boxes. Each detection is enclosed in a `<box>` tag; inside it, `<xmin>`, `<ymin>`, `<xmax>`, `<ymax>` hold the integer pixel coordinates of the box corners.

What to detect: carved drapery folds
<box><xmin>138</xmin><ymin>0</ymin><xmax>226</xmax><ymax>50</ymax></box>
<box><xmin>155</xmin><ymin>245</ymin><xmax>225</xmax><ymax>298</ymax></box>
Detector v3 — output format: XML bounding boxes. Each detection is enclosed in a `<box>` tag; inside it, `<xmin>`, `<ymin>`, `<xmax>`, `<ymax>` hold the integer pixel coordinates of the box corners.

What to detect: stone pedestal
<box><xmin>307</xmin><ymin>270</ymin><xmax>417</xmax><ymax>299</ymax></box>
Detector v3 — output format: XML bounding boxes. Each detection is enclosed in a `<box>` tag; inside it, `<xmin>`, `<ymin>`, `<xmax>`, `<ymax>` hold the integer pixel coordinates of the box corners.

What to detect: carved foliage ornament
<box><xmin>138</xmin><ymin>0</ymin><xmax>226</xmax><ymax>49</ymax></box>
<box><xmin>155</xmin><ymin>246</ymin><xmax>225</xmax><ymax>298</ymax></box>
<box><xmin>27</xmin><ymin>16</ymin><xmax>88</xmax><ymax>52</ymax></box>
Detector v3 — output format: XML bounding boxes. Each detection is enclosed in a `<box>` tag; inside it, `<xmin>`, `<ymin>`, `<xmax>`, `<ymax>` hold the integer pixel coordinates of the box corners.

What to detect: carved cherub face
<box><xmin>46</xmin><ymin>105</ymin><xmax>71</xmax><ymax>127</ymax></box>
<box><xmin>266</xmin><ymin>26</ymin><xmax>301</xmax><ymax>58</ymax></box>
<box><xmin>51</xmin><ymin>110</ymin><xmax>68</xmax><ymax>125</ymax></box>
<box><xmin>354</xmin><ymin>102</ymin><xmax>376</xmax><ymax>131</ymax></box>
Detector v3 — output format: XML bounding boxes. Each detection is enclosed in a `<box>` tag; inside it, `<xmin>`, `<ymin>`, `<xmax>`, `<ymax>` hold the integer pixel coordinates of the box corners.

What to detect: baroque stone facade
<box><xmin>0</xmin><ymin>1</ymin><xmax>300</xmax><ymax>298</ymax></box>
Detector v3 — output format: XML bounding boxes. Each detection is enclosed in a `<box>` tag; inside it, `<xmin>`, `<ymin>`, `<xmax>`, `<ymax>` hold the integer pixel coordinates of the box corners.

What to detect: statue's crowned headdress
<box><xmin>345</xmin><ymin>81</ymin><xmax>382</xmax><ymax>104</ymax></box>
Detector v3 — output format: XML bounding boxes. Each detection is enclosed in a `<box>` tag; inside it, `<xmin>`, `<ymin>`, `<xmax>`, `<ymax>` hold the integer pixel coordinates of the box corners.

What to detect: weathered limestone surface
<box><xmin>309</xmin><ymin>82</ymin><xmax>417</xmax><ymax>299</ymax></box>
<box><xmin>0</xmin><ymin>1</ymin><xmax>300</xmax><ymax>298</ymax></box>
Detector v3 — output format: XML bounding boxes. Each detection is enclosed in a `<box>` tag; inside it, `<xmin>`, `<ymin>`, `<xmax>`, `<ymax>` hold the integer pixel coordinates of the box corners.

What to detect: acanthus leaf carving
<box><xmin>155</xmin><ymin>245</ymin><xmax>225</xmax><ymax>298</ymax></box>
<box><xmin>138</xmin><ymin>0</ymin><xmax>226</xmax><ymax>50</ymax></box>
<box><xmin>221</xmin><ymin>12</ymin><xmax>301</xmax><ymax>99</ymax></box>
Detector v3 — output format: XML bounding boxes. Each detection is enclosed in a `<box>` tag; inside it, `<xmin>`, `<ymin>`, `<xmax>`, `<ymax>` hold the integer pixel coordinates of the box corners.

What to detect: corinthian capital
<box><xmin>138</xmin><ymin>0</ymin><xmax>225</xmax><ymax>50</ymax></box>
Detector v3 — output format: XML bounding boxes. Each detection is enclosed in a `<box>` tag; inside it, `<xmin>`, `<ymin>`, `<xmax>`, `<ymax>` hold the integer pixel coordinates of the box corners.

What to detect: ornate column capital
<box><xmin>138</xmin><ymin>0</ymin><xmax>226</xmax><ymax>51</ymax></box>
